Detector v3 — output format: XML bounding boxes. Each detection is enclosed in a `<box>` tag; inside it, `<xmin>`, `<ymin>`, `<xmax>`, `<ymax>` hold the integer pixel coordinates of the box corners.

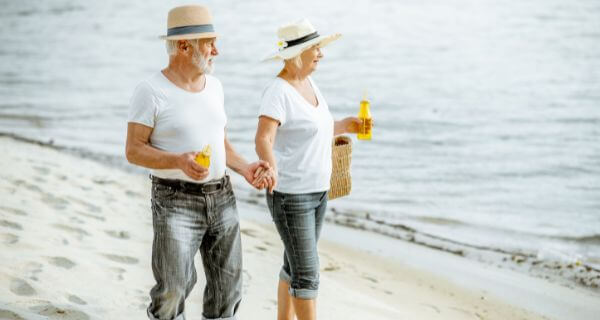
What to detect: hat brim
<box><xmin>159</xmin><ymin>32</ymin><xmax>218</xmax><ymax>40</ymax></box>
<box><xmin>262</xmin><ymin>33</ymin><xmax>342</xmax><ymax>62</ymax></box>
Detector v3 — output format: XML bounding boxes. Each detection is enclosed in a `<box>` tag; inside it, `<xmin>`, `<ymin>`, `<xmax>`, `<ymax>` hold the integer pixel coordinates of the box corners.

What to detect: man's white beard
<box><xmin>193</xmin><ymin>51</ymin><xmax>214</xmax><ymax>74</ymax></box>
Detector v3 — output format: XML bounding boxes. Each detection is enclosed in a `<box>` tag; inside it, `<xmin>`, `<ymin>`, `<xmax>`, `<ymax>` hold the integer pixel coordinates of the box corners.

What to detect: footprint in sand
<box><xmin>13</xmin><ymin>179</ymin><xmax>43</xmax><ymax>193</ymax></box>
<box><xmin>34</xmin><ymin>177</ymin><xmax>47</xmax><ymax>184</ymax></box>
<box><xmin>92</xmin><ymin>177</ymin><xmax>117</xmax><ymax>185</ymax></box>
<box><xmin>32</xmin><ymin>166</ymin><xmax>50</xmax><ymax>176</ymax></box>
<box><xmin>41</xmin><ymin>194</ymin><xmax>69</xmax><ymax>210</ymax></box>
<box><xmin>0</xmin><ymin>309</ymin><xmax>26</xmax><ymax>320</ymax></box>
<box><xmin>68</xmin><ymin>295</ymin><xmax>87</xmax><ymax>305</ymax></box>
<box><xmin>448</xmin><ymin>306</ymin><xmax>476</xmax><ymax>317</ymax></box>
<box><xmin>421</xmin><ymin>303</ymin><xmax>441</xmax><ymax>314</ymax></box>
<box><xmin>0</xmin><ymin>233</ymin><xmax>19</xmax><ymax>245</ymax></box>
<box><xmin>105</xmin><ymin>230</ymin><xmax>131</xmax><ymax>239</ymax></box>
<box><xmin>47</xmin><ymin>257</ymin><xmax>76</xmax><ymax>269</ymax></box>
<box><xmin>69</xmin><ymin>216</ymin><xmax>86</xmax><ymax>224</ymax></box>
<box><xmin>75</xmin><ymin>210</ymin><xmax>105</xmax><ymax>222</ymax></box>
<box><xmin>240</xmin><ymin>228</ymin><xmax>258</xmax><ymax>238</ymax></box>
<box><xmin>103</xmin><ymin>254</ymin><xmax>139</xmax><ymax>265</ymax></box>
<box><xmin>66</xmin><ymin>196</ymin><xmax>102</xmax><ymax>213</ymax></box>
<box><xmin>0</xmin><ymin>206</ymin><xmax>27</xmax><ymax>216</ymax></box>
<box><xmin>24</xmin><ymin>262</ymin><xmax>43</xmax><ymax>281</ymax></box>
<box><xmin>0</xmin><ymin>219</ymin><xmax>23</xmax><ymax>230</ymax></box>
<box><xmin>361</xmin><ymin>274</ymin><xmax>379</xmax><ymax>283</ymax></box>
<box><xmin>322</xmin><ymin>263</ymin><xmax>341</xmax><ymax>272</ymax></box>
<box><xmin>110</xmin><ymin>267</ymin><xmax>126</xmax><ymax>281</ymax></box>
<box><xmin>125</xmin><ymin>190</ymin><xmax>143</xmax><ymax>198</ymax></box>
<box><xmin>262</xmin><ymin>240</ymin><xmax>275</xmax><ymax>247</ymax></box>
<box><xmin>10</xmin><ymin>278</ymin><xmax>36</xmax><ymax>296</ymax></box>
<box><xmin>52</xmin><ymin>224</ymin><xmax>89</xmax><ymax>239</ymax></box>
<box><xmin>29</xmin><ymin>304</ymin><xmax>90</xmax><ymax>320</ymax></box>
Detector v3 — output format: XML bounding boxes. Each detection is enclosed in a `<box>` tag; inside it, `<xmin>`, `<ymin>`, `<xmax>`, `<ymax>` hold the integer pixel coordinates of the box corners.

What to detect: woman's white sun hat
<box><xmin>159</xmin><ymin>5</ymin><xmax>218</xmax><ymax>40</ymax></box>
<box><xmin>262</xmin><ymin>18</ymin><xmax>341</xmax><ymax>61</ymax></box>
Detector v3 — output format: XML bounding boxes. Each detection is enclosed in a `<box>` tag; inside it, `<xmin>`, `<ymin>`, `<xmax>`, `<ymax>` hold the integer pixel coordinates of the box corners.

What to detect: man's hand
<box><xmin>252</xmin><ymin>165</ymin><xmax>277</xmax><ymax>193</ymax></box>
<box><xmin>177</xmin><ymin>152</ymin><xmax>209</xmax><ymax>181</ymax></box>
<box><xmin>245</xmin><ymin>161</ymin><xmax>276</xmax><ymax>192</ymax></box>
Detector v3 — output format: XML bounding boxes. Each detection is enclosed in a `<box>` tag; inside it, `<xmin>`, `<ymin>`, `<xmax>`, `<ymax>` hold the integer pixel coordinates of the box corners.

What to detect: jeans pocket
<box><xmin>281</xmin><ymin>193</ymin><xmax>315</xmax><ymax>213</ymax></box>
<box><xmin>153</xmin><ymin>184</ymin><xmax>177</xmax><ymax>201</ymax></box>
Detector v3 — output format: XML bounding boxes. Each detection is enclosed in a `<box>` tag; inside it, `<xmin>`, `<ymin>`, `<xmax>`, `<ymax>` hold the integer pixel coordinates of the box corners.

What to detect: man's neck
<box><xmin>163</xmin><ymin>57</ymin><xmax>206</xmax><ymax>92</ymax></box>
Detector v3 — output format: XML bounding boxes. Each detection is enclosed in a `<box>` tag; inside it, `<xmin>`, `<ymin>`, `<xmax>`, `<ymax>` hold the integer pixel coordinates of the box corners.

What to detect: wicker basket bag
<box><xmin>329</xmin><ymin>135</ymin><xmax>352</xmax><ymax>200</ymax></box>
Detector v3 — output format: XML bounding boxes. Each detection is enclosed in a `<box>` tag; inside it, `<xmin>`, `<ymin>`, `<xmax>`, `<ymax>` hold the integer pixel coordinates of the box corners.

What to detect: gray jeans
<box><xmin>148</xmin><ymin>175</ymin><xmax>242</xmax><ymax>320</ymax></box>
<box><xmin>266</xmin><ymin>190</ymin><xmax>328</xmax><ymax>299</ymax></box>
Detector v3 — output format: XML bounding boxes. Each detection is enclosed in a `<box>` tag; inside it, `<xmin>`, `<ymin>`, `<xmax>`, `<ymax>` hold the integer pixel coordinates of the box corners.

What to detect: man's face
<box><xmin>190</xmin><ymin>37</ymin><xmax>218</xmax><ymax>73</ymax></box>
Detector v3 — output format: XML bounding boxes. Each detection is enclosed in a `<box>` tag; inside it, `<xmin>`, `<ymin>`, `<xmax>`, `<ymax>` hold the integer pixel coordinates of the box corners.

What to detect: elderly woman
<box><xmin>254</xmin><ymin>19</ymin><xmax>364</xmax><ymax>320</ymax></box>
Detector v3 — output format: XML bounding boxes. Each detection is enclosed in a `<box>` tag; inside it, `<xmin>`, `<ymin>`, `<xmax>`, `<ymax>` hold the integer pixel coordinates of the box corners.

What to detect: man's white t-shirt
<box><xmin>259</xmin><ymin>77</ymin><xmax>334</xmax><ymax>194</ymax></box>
<box><xmin>128</xmin><ymin>72</ymin><xmax>227</xmax><ymax>183</ymax></box>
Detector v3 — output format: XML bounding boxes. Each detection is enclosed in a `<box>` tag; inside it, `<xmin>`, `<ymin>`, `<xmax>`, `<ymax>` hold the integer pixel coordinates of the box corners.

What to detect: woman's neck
<box><xmin>278</xmin><ymin>67</ymin><xmax>309</xmax><ymax>84</ymax></box>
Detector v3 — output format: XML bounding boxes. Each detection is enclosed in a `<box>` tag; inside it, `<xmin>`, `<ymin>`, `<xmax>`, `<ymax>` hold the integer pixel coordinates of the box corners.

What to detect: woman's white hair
<box><xmin>284</xmin><ymin>55</ymin><xmax>303</xmax><ymax>69</ymax></box>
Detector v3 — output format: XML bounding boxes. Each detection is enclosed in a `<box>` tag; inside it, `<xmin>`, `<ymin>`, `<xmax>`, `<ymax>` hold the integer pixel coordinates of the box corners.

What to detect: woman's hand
<box><xmin>244</xmin><ymin>161</ymin><xmax>272</xmax><ymax>190</ymax></box>
<box><xmin>252</xmin><ymin>165</ymin><xmax>278</xmax><ymax>193</ymax></box>
<box><xmin>335</xmin><ymin>116</ymin><xmax>372</xmax><ymax>135</ymax></box>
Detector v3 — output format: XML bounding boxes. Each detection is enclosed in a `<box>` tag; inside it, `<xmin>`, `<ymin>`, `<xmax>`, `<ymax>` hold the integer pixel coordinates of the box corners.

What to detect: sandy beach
<box><xmin>0</xmin><ymin>135</ymin><xmax>598</xmax><ymax>320</ymax></box>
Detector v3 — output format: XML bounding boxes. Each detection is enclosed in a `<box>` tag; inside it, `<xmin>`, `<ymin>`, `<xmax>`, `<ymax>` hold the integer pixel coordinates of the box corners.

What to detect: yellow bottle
<box><xmin>357</xmin><ymin>92</ymin><xmax>372</xmax><ymax>140</ymax></box>
<box><xmin>195</xmin><ymin>145</ymin><xmax>211</xmax><ymax>168</ymax></box>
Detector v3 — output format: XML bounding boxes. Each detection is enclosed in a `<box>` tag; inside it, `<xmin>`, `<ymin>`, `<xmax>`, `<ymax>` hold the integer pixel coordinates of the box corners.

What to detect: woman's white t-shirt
<box><xmin>259</xmin><ymin>77</ymin><xmax>334</xmax><ymax>194</ymax></box>
<box><xmin>128</xmin><ymin>72</ymin><xmax>227</xmax><ymax>183</ymax></box>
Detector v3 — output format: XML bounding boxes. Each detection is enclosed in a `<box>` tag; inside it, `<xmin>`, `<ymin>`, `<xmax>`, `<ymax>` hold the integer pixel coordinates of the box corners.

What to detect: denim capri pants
<box><xmin>266</xmin><ymin>190</ymin><xmax>328</xmax><ymax>299</ymax></box>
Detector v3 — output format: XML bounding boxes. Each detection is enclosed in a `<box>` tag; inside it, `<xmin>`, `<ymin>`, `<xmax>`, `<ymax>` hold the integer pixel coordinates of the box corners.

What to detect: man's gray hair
<box><xmin>166</xmin><ymin>39</ymin><xmax>201</xmax><ymax>56</ymax></box>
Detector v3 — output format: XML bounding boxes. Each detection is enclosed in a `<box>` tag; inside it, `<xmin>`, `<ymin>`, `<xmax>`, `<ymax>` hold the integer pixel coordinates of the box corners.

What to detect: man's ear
<box><xmin>177</xmin><ymin>40</ymin><xmax>189</xmax><ymax>53</ymax></box>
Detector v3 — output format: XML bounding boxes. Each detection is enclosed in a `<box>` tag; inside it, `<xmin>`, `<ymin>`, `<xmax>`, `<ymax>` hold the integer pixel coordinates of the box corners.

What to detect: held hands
<box><xmin>177</xmin><ymin>152</ymin><xmax>209</xmax><ymax>180</ymax></box>
<box><xmin>246</xmin><ymin>161</ymin><xmax>277</xmax><ymax>193</ymax></box>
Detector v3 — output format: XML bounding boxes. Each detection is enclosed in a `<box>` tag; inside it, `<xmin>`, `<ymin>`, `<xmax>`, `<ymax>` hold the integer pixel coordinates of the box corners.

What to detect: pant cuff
<box><xmin>202</xmin><ymin>316</ymin><xmax>238</xmax><ymax>320</ymax></box>
<box><xmin>288</xmin><ymin>287</ymin><xmax>318</xmax><ymax>300</ymax></box>
<box><xmin>147</xmin><ymin>306</ymin><xmax>185</xmax><ymax>320</ymax></box>
<box><xmin>279</xmin><ymin>268</ymin><xmax>292</xmax><ymax>283</ymax></box>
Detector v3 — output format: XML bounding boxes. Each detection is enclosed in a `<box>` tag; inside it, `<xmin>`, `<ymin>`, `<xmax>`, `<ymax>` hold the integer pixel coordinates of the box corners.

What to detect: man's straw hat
<box><xmin>263</xmin><ymin>19</ymin><xmax>341</xmax><ymax>61</ymax></box>
<box><xmin>159</xmin><ymin>5</ymin><xmax>217</xmax><ymax>40</ymax></box>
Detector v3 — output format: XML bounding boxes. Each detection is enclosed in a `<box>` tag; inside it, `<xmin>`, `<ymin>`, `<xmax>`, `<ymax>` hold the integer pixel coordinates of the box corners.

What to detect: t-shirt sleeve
<box><xmin>128</xmin><ymin>81</ymin><xmax>158</xmax><ymax>128</ymax></box>
<box><xmin>258</xmin><ymin>84</ymin><xmax>286</xmax><ymax>126</ymax></box>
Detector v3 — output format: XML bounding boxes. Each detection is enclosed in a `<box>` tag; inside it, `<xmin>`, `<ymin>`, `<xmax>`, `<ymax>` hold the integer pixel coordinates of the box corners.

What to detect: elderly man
<box><xmin>126</xmin><ymin>5</ymin><xmax>273</xmax><ymax>320</ymax></box>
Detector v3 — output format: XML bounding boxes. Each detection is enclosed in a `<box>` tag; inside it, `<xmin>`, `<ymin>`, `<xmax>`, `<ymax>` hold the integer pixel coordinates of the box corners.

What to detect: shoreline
<box><xmin>3</xmin><ymin>132</ymin><xmax>598</xmax><ymax>292</ymax></box>
<box><xmin>1</xmin><ymin>135</ymin><xmax>599</xmax><ymax>319</ymax></box>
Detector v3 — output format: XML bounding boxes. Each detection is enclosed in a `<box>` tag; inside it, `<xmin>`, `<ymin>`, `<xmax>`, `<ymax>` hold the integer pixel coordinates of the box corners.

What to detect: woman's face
<box><xmin>300</xmin><ymin>45</ymin><xmax>323</xmax><ymax>74</ymax></box>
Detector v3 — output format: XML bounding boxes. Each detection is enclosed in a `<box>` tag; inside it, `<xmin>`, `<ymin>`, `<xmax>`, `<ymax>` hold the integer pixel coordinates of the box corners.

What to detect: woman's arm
<box><xmin>334</xmin><ymin>117</ymin><xmax>362</xmax><ymax>136</ymax></box>
<box><xmin>255</xmin><ymin>116</ymin><xmax>280</xmax><ymax>193</ymax></box>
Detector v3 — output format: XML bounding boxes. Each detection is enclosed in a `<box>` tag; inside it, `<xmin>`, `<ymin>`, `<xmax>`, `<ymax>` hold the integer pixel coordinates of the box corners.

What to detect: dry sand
<box><xmin>0</xmin><ymin>136</ymin><xmax>597</xmax><ymax>319</ymax></box>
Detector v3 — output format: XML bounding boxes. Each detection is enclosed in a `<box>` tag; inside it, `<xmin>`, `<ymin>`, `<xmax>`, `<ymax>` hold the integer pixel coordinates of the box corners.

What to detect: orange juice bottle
<box><xmin>195</xmin><ymin>145</ymin><xmax>211</xmax><ymax>168</ymax></box>
<box><xmin>357</xmin><ymin>91</ymin><xmax>372</xmax><ymax>140</ymax></box>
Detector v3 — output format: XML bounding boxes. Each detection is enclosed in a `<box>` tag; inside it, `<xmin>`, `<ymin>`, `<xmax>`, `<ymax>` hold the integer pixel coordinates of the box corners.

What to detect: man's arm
<box><xmin>125</xmin><ymin>122</ymin><xmax>208</xmax><ymax>180</ymax></box>
<box><xmin>225</xmin><ymin>132</ymin><xmax>272</xmax><ymax>189</ymax></box>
